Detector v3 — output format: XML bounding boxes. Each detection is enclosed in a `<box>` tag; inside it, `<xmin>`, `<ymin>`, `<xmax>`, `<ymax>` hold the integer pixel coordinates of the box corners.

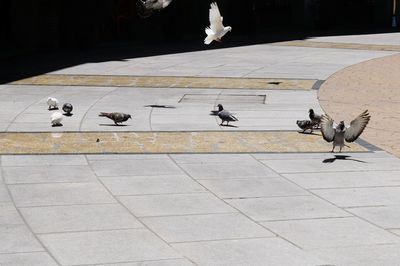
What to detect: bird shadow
<box><xmin>209</xmin><ymin>112</ymin><xmax>218</xmax><ymax>116</ymax></box>
<box><xmin>323</xmin><ymin>155</ymin><xmax>367</xmax><ymax>164</ymax></box>
<box><xmin>220</xmin><ymin>124</ymin><xmax>238</xmax><ymax>128</ymax></box>
<box><xmin>144</xmin><ymin>105</ymin><xmax>176</xmax><ymax>109</ymax></box>
<box><xmin>51</xmin><ymin>124</ymin><xmax>63</xmax><ymax>127</ymax></box>
<box><xmin>297</xmin><ymin>131</ymin><xmax>320</xmax><ymax>136</ymax></box>
<box><xmin>48</xmin><ymin>107</ymin><xmax>59</xmax><ymax>111</ymax></box>
<box><xmin>63</xmin><ymin>113</ymin><xmax>73</xmax><ymax>117</ymax></box>
<box><xmin>99</xmin><ymin>124</ymin><xmax>129</xmax><ymax>127</ymax></box>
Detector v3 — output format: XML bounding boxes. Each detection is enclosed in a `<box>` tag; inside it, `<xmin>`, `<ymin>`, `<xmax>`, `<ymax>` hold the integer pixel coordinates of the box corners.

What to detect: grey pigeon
<box><xmin>309</xmin><ymin>109</ymin><xmax>322</xmax><ymax>128</ymax></box>
<box><xmin>62</xmin><ymin>103</ymin><xmax>73</xmax><ymax>116</ymax></box>
<box><xmin>99</xmin><ymin>112</ymin><xmax>132</xmax><ymax>125</ymax></box>
<box><xmin>216</xmin><ymin>104</ymin><xmax>238</xmax><ymax>126</ymax></box>
<box><xmin>321</xmin><ymin>110</ymin><xmax>371</xmax><ymax>153</ymax></box>
<box><xmin>296</xmin><ymin>120</ymin><xmax>317</xmax><ymax>133</ymax></box>
<box><xmin>137</xmin><ymin>0</ymin><xmax>173</xmax><ymax>18</ymax></box>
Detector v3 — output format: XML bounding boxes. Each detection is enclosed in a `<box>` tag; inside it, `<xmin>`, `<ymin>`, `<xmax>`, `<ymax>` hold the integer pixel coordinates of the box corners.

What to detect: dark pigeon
<box><xmin>296</xmin><ymin>120</ymin><xmax>317</xmax><ymax>133</ymax></box>
<box><xmin>309</xmin><ymin>109</ymin><xmax>322</xmax><ymax>128</ymax></box>
<box><xmin>215</xmin><ymin>104</ymin><xmax>238</xmax><ymax>126</ymax></box>
<box><xmin>99</xmin><ymin>112</ymin><xmax>132</xmax><ymax>125</ymax></box>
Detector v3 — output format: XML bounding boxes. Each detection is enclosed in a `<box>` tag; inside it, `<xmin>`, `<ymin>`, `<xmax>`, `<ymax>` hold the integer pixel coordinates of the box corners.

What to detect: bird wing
<box><xmin>344</xmin><ymin>110</ymin><xmax>371</xmax><ymax>142</ymax></box>
<box><xmin>320</xmin><ymin>114</ymin><xmax>335</xmax><ymax>142</ymax></box>
<box><xmin>209</xmin><ymin>2</ymin><xmax>224</xmax><ymax>33</ymax></box>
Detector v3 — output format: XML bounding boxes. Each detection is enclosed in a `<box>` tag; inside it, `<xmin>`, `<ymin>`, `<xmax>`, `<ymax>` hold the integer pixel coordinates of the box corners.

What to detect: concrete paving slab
<box><xmin>309</xmin><ymin>244</ymin><xmax>400</xmax><ymax>266</ymax></box>
<box><xmin>101</xmin><ymin>176</ymin><xmax>205</xmax><ymax>196</ymax></box>
<box><xmin>0</xmin><ymin>182</ymin><xmax>11</xmax><ymax>203</ymax></box>
<box><xmin>20</xmin><ymin>204</ymin><xmax>143</xmax><ymax>234</ymax></box>
<box><xmin>0</xmin><ymin>203</ymin><xmax>24</xmax><ymax>225</ymax></box>
<box><xmin>39</xmin><ymin>229</ymin><xmax>181</xmax><ymax>265</ymax></box>
<box><xmin>172</xmin><ymin>238</ymin><xmax>326</xmax><ymax>266</ymax></box>
<box><xmin>197</xmin><ymin>178</ymin><xmax>308</xmax><ymax>199</ymax></box>
<box><xmin>347</xmin><ymin>206</ymin><xmax>400</xmax><ymax>229</ymax></box>
<box><xmin>0</xmin><ymin>252</ymin><xmax>58</xmax><ymax>266</ymax></box>
<box><xmin>96</xmin><ymin>259</ymin><xmax>195</xmax><ymax>266</ymax></box>
<box><xmin>1</xmin><ymin>155</ymin><xmax>87</xmax><ymax>166</ymax></box>
<box><xmin>262</xmin><ymin>217</ymin><xmax>400</xmax><ymax>249</ymax></box>
<box><xmin>90</xmin><ymin>159</ymin><xmax>183</xmax><ymax>177</ymax></box>
<box><xmin>312</xmin><ymin>187</ymin><xmax>400</xmax><ymax>208</ymax></box>
<box><xmin>141</xmin><ymin>213</ymin><xmax>274</xmax><ymax>243</ymax></box>
<box><xmin>227</xmin><ymin>195</ymin><xmax>350</xmax><ymax>221</ymax></box>
<box><xmin>119</xmin><ymin>193</ymin><xmax>235</xmax><ymax>217</ymax></box>
<box><xmin>9</xmin><ymin>182</ymin><xmax>116</xmax><ymax>207</ymax></box>
<box><xmin>283</xmin><ymin>170</ymin><xmax>400</xmax><ymax>189</ymax></box>
<box><xmin>3</xmin><ymin>165</ymin><xmax>97</xmax><ymax>184</ymax></box>
<box><xmin>0</xmin><ymin>224</ymin><xmax>44</xmax><ymax>253</ymax></box>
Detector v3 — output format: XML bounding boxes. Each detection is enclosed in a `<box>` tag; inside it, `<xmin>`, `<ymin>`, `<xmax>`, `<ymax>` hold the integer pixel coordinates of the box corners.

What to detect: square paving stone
<box><xmin>227</xmin><ymin>195</ymin><xmax>350</xmax><ymax>221</ymax></box>
<box><xmin>178</xmin><ymin>161</ymin><xmax>279</xmax><ymax>179</ymax></box>
<box><xmin>119</xmin><ymin>193</ymin><xmax>235</xmax><ymax>217</ymax></box>
<box><xmin>3</xmin><ymin>165</ymin><xmax>97</xmax><ymax>184</ymax></box>
<box><xmin>309</xmin><ymin>244</ymin><xmax>400</xmax><ymax>266</ymax></box>
<box><xmin>9</xmin><ymin>183</ymin><xmax>116</xmax><ymax>207</ymax></box>
<box><xmin>90</xmin><ymin>159</ymin><xmax>183</xmax><ymax>177</ymax></box>
<box><xmin>312</xmin><ymin>187</ymin><xmax>400</xmax><ymax>207</ymax></box>
<box><xmin>347</xmin><ymin>206</ymin><xmax>400</xmax><ymax>229</ymax></box>
<box><xmin>141</xmin><ymin>213</ymin><xmax>274</xmax><ymax>243</ymax></box>
<box><xmin>101</xmin><ymin>176</ymin><xmax>205</xmax><ymax>196</ymax></box>
<box><xmin>170</xmin><ymin>154</ymin><xmax>256</xmax><ymax>164</ymax></box>
<box><xmin>283</xmin><ymin>170</ymin><xmax>400</xmax><ymax>189</ymax></box>
<box><xmin>0</xmin><ymin>252</ymin><xmax>58</xmax><ymax>266</ymax></box>
<box><xmin>39</xmin><ymin>229</ymin><xmax>181</xmax><ymax>265</ymax></box>
<box><xmin>0</xmin><ymin>182</ymin><xmax>11</xmax><ymax>203</ymax></box>
<box><xmin>198</xmin><ymin>178</ymin><xmax>308</xmax><ymax>199</ymax></box>
<box><xmin>0</xmin><ymin>224</ymin><xmax>44</xmax><ymax>253</ymax></box>
<box><xmin>262</xmin><ymin>217</ymin><xmax>400</xmax><ymax>249</ymax></box>
<box><xmin>1</xmin><ymin>155</ymin><xmax>87</xmax><ymax>166</ymax></box>
<box><xmin>172</xmin><ymin>238</ymin><xmax>326</xmax><ymax>266</ymax></box>
<box><xmin>20</xmin><ymin>204</ymin><xmax>143</xmax><ymax>234</ymax></box>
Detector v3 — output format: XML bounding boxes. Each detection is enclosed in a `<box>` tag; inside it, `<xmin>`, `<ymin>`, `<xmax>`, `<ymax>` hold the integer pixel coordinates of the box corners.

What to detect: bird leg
<box><xmin>216</xmin><ymin>38</ymin><xmax>222</xmax><ymax>43</ymax></box>
<box><xmin>331</xmin><ymin>145</ymin><xmax>335</xmax><ymax>153</ymax></box>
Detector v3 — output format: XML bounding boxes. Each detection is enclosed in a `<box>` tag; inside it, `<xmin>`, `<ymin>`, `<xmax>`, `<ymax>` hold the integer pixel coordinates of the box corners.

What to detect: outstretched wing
<box><xmin>344</xmin><ymin>110</ymin><xmax>371</xmax><ymax>142</ymax></box>
<box><xmin>209</xmin><ymin>2</ymin><xmax>224</xmax><ymax>33</ymax></box>
<box><xmin>320</xmin><ymin>114</ymin><xmax>335</xmax><ymax>142</ymax></box>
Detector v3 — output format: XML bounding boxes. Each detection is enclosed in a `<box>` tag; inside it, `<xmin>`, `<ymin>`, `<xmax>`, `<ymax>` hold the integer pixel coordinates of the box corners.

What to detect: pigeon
<box><xmin>215</xmin><ymin>104</ymin><xmax>238</xmax><ymax>126</ymax></box>
<box><xmin>321</xmin><ymin>110</ymin><xmax>371</xmax><ymax>153</ymax></box>
<box><xmin>136</xmin><ymin>0</ymin><xmax>173</xmax><ymax>18</ymax></box>
<box><xmin>99</xmin><ymin>112</ymin><xmax>132</xmax><ymax>125</ymax></box>
<box><xmin>296</xmin><ymin>120</ymin><xmax>317</xmax><ymax>133</ymax></box>
<box><xmin>51</xmin><ymin>112</ymin><xmax>63</xmax><ymax>127</ymax></box>
<box><xmin>47</xmin><ymin>97</ymin><xmax>59</xmax><ymax>110</ymax></box>
<box><xmin>309</xmin><ymin>109</ymin><xmax>322</xmax><ymax>128</ymax></box>
<box><xmin>204</xmin><ymin>2</ymin><xmax>232</xmax><ymax>45</ymax></box>
<box><xmin>62</xmin><ymin>103</ymin><xmax>73</xmax><ymax>116</ymax></box>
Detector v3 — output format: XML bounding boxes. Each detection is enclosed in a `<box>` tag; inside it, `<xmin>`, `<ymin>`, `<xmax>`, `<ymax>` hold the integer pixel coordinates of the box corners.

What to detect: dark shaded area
<box><xmin>1</xmin><ymin>0</ymin><xmax>398</xmax><ymax>83</ymax></box>
<box><xmin>323</xmin><ymin>155</ymin><xmax>367</xmax><ymax>163</ymax></box>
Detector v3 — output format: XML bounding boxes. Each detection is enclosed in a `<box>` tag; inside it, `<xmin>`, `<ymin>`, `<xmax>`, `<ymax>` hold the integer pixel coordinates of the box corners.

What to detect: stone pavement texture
<box><xmin>1</xmin><ymin>32</ymin><xmax>400</xmax><ymax>265</ymax></box>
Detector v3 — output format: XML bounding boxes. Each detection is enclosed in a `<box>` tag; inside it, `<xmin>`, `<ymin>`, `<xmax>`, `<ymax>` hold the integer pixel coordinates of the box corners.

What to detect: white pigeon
<box><xmin>47</xmin><ymin>97</ymin><xmax>59</xmax><ymax>110</ymax></box>
<box><xmin>51</xmin><ymin>112</ymin><xmax>63</xmax><ymax>127</ymax></box>
<box><xmin>204</xmin><ymin>2</ymin><xmax>232</xmax><ymax>45</ymax></box>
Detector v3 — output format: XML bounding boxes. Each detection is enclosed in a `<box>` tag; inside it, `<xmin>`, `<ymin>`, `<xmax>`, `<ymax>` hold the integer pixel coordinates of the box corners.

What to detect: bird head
<box><xmin>308</xmin><ymin>109</ymin><xmax>314</xmax><ymax>114</ymax></box>
<box><xmin>226</xmin><ymin>26</ymin><xmax>232</xmax><ymax>32</ymax></box>
<box><xmin>337</xmin><ymin>121</ymin><xmax>345</xmax><ymax>131</ymax></box>
<box><xmin>217</xmin><ymin>104</ymin><xmax>224</xmax><ymax>111</ymax></box>
<box><xmin>128</xmin><ymin>115</ymin><xmax>132</xmax><ymax>119</ymax></box>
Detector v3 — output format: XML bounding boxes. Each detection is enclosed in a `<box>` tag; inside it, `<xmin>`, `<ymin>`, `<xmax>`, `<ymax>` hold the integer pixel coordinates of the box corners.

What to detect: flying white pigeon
<box><xmin>204</xmin><ymin>2</ymin><xmax>232</xmax><ymax>45</ymax></box>
<box><xmin>321</xmin><ymin>110</ymin><xmax>371</xmax><ymax>153</ymax></box>
<box><xmin>137</xmin><ymin>0</ymin><xmax>173</xmax><ymax>18</ymax></box>
<box><xmin>47</xmin><ymin>97</ymin><xmax>59</xmax><ymax>110</ymax></box>
<box><xmin>51</xmin><ymin>112</ymin><xmax>63</xmax><ymax>127</ymax></box>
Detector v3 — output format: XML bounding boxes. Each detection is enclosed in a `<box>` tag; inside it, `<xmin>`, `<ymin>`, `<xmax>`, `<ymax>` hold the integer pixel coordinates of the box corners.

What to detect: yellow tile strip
<box><xmin>11</xmin><ymin>74</ymin><xmax>316</xmax><ymax>90</ymax></box>
<box><xmin>272</xmin><ymin>40</ymin><xmax>400</xmax><ymax>52</ymax></box>
<box><xmin>0</xmin><ymin>131</ymin><xmax>367</xmax><ymax>154</ymax></box>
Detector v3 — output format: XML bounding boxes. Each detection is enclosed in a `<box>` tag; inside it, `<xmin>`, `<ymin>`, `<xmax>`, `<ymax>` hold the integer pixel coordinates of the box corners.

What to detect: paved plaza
<box><xmin>1</xmin><ymin>33</ymin><xmax>400</xmax><ymax>265</ymax></box>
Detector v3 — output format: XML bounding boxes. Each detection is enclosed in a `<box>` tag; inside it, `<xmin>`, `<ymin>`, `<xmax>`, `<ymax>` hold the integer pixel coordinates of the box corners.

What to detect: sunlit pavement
<box><xmin>1</xmin><ymin>33</ymin><xmax>400</xmax><ymax>265</ymax></box>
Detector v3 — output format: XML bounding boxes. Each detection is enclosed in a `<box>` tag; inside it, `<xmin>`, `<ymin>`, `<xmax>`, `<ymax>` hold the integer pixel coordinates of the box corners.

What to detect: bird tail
<box><xmin>204</xmin><ymin>28</ymin><xmax>214</xmax><ymax>44</ymax></box>
<box><xmin>99</xmin><ymin>112</ymin><xmax>110</xmax><ymax>118</ymax></box>
<box><xmin>230</xmin><ymin>115</ymin><xmax>238</xmax><ymax>121</ymax></box>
